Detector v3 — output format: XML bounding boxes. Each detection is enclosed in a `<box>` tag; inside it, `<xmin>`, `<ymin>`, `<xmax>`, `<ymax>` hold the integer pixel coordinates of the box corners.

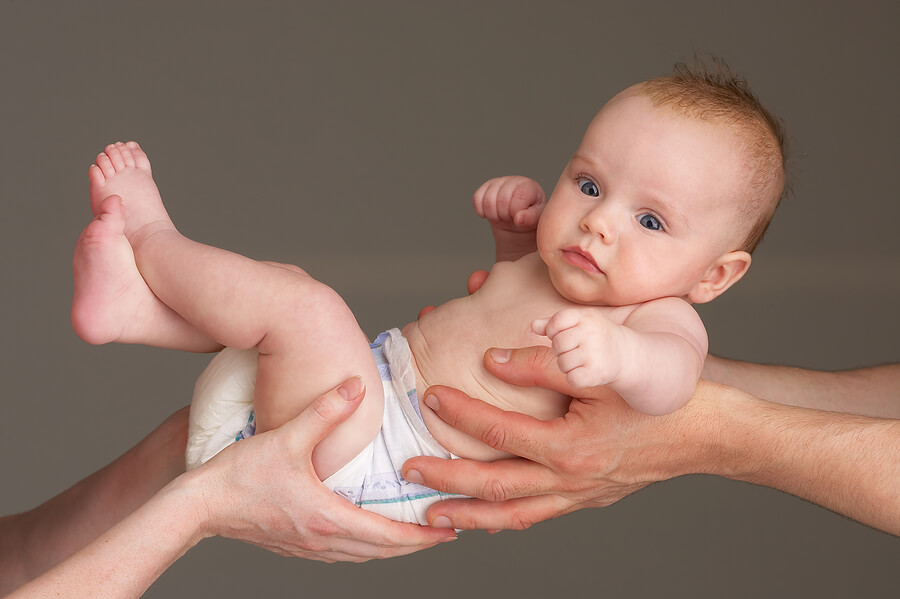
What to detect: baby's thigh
<box><xmin>253</xmin><ymin>278</ymin><xmax>385</xmax><ymax>477</ymax></box>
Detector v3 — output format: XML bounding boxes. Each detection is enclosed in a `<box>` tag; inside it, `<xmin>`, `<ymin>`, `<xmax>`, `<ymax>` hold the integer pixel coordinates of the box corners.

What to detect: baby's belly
<box><xmin>400</xmin><ymin>317</ymin><xmax>570</xmax><ymax>462</ymax></box>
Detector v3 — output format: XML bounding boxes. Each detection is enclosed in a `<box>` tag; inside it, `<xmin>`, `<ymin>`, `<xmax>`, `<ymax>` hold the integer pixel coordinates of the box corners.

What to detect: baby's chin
<box><xmin>551</xmin><ymin>278</ymin><xmax>673</xmax><ymax>307</ymax></box>
<box><xmin>550</xmin><ymin>278</ymin><xmax>614</xmax><ymax>306</ymax></box>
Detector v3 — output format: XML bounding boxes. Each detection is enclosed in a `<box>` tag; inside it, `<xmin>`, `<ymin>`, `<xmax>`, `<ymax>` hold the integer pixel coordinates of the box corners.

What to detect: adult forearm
<box><xmin>703</xmin><ymin>357</ymin><xmax>900</xmax><ymax>418</ymax></box>
<box><xmin>0</xmin><ymin>408</ymin><xmax>188</xmax><ymax>594</ymax></box>
<box><xmin>700</xmin><ymin>384</ymin><xmax>900</xmax><ymax>535</ymax></box>
<box><xmin>8</xmin><ymin>476</ymin><xmax>205</xmax><ymax>598</ymax></box>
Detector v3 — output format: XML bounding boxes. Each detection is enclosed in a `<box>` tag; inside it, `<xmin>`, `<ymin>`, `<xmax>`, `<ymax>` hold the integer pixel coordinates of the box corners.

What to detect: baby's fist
<box><xmin>473</xmin><ymin>176</ymin><xmax>546</xmax><ymax>232</ymax></box>
<box><xmin>532</xmin><ymin>309</ymin><xmax>624</xmax><ymax>389</ymax></box>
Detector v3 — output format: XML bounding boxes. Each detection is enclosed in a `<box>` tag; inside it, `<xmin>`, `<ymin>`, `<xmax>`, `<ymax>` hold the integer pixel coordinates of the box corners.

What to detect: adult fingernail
<box><xmin>432</xmin><ymin>515</ymin><xmax>452</xmax><ymax>529</ymax></box>
<box><xmin>404</xmin><ymin>469</ymin><xmax>424</xmax><ymax>484</ymax></box>
<box><xmin>490</xmin><ymin>348</ymin><xmax>511</xmax><ymax>364</ymax></box>
<box><xmin>441</xmin><ymin>535</ymin><xmax>458</xmax><ymax>543</ymax></box>
<box><xmin>423</xmin><ymin>394</ymin><xmax>439</xmax><ymax>411</ymax></box>
<box><xmin>337</xmin><ymin>376</ymin><xmax>365</xmax><ymax>401</ymax></box>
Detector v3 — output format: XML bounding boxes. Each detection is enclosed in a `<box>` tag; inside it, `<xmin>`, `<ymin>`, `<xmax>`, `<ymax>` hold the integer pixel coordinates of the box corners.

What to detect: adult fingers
<box><xmin>418</xmin><ymin>385</ymin><xmax>565</xmax><ymax>463</ymax></box>
<box><xmin>484</xmin><ymin>345</ymin><xmax>572</xmax><ymax>394</ymax></box>
<box><xmin>289</xmin><ymin>495</ymin><xmax>454</xmax><ymax>561</ymax></box>
<box><xmin>330</xmin><ymin>501</ymin><xmax>456</xmax><ymax>550</ymax></box>
<box><xmin>467</xmin><ymin>270</ymin><xmax>489</xmax><ymax>295</ymax></box>
<box><xmin>303</xmin><ymin>529</ymin><xmax>446</xmax><ymax>562</ymax></box>
<box><xmin>403</xmin><ymin>454</ymin><xmax>561</xmax><ymax>500</ymax></box>
<box><xmin>485</xmin><ymin>346</ymin><xmax>619</xmax><ymax>402</ymax></box>
<box><xmin>279</xmin><ymin>376</ymin><xmax>366</xmax><ymax>455</ymax></box>
<box><xmin>425</xmin><ymin>494</ymin><xmax>574</xmax><ymax>531</ymax></box>
<box><xmin>308</xmin><ymin>539</ymin><xmax>442</xmax><ymax>563</ymax></box>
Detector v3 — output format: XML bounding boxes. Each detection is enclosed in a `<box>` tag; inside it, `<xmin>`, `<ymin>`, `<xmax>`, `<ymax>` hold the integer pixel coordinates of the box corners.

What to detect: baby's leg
<box><xmin>72</xmin><ymin>144</ymin><xmax>219</xmax><ymax>351</ymax></box>
<box><xmin>98</xmin><ymin>142</ymin><xmax>384</xmax><ymax>478</ymax></box>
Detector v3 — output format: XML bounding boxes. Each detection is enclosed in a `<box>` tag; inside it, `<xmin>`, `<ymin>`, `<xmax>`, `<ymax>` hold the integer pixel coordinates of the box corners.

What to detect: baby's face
<box><xmin>537</xmin><ymin>91</ymin><xmax>752</xmax><ymax>306</ymax></box>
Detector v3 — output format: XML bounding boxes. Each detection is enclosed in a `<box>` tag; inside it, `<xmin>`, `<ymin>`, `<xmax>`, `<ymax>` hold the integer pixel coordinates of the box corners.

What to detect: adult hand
<box><xmin>403</xmin><ymin>346</ymin><xmax>713</xmax><ymax>530</ymax></box>
<box><xmin>10</xmin><ymin>378</ymin><xmax>456</xmax><ymax>598</ymax></box>
<box><xmin>194</xmin><ymin>376</ymin><xmax>456</xmax><ymax>562</ymax></box>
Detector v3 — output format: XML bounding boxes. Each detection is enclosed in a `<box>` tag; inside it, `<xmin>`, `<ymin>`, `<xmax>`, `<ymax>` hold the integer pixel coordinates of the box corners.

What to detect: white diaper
<box><xmin>185</xmin><ymin>328</ymin><xmax>462</xmax><ymax>525</ymax></box>
<box><xmin>185</xmin><ymin>345</ymin><xmax>258</xmax><ymax>471</ymax></box>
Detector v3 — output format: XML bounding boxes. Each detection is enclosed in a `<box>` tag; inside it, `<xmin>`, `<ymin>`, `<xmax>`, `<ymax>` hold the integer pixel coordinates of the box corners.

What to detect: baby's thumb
<box><xmin>513</xmin><ymin>202</ymin><xmax>545</xmax><ymax>229</ymax></box>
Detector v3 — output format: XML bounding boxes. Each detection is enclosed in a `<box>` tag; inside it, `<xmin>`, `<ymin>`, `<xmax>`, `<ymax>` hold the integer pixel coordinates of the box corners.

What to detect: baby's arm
<box><xmin>533</xmin><ymin>298</ymin><xmax>707</xmax><ymax>415</ymax></box>
<box><xmin>473</xmin><ymin>176</ymin><xmax>546</xmax><ymax>262</ymax></box>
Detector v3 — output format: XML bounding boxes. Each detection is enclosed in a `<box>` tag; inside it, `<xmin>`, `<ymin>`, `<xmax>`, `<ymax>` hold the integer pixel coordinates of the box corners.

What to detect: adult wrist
<box><xmin>160</xmin><ymin>469</ymin><xmax>215</xmax><ymax>545</ymax></box>
<box><xmin>674</xmin><ymin>380</ymin><xmax>755</xmax><ymax>480</ymax></box>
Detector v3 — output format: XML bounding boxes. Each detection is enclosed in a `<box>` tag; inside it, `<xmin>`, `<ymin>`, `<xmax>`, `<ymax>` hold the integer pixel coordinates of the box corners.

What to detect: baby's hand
<box><xmin>473</xmin><ymin>176</ymin><xmax>546</xmax><ymax>233</ymax></box>
<box><xmin>532</xmin><ymin>309</ymin><xmax>625</xmax><ymax>389</ymax></box>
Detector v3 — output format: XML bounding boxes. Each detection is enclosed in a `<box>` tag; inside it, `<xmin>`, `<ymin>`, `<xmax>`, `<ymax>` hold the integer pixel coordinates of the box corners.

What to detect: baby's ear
<box><xmin>687</xmin><ymin>251</ymin><xmax>751</xmax><ymax>304</ymax></box>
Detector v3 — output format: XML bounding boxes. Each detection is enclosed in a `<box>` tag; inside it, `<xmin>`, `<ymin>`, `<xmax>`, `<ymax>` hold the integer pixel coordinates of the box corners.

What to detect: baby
<box><xmin>72</xmin><ymin>63</ymin><xmax>785</xmax><ymax>524</ymax></box>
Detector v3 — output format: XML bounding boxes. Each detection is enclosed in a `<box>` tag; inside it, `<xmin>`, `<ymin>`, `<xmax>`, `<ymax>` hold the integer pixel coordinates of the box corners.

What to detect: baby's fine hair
<box><xmin>634</xmin><ymin>59</ymin><xmax>787</xmax><ymax>253</ymax></box>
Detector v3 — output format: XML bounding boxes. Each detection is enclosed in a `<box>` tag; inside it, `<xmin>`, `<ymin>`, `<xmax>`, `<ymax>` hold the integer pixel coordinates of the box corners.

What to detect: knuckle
<box><xmin>311</xmin><ymin>398</ymin><xmax>337</xmax><ymax>423</ymax></box>
<box><xmin>555</xmin><ymin>451</ymin><xmax>588</xmax><ymax>477</ymax></box>
<box><xmin>481</xmin><ymin>477</ymin><xmax>511</xmax><ymax>502</ymax></box>
<box><xmin>481</xmin><ymin>422</ymin><xmax>508</xmax><ymax>450</ymax></box>
<box><xmin>509</xmin><ymin>512</ymin><xmax>536</xmax><ymax>531</ymax></box>
<box><xmin>529</xmin><ymin>346</ymin><xmax>557</xmax><ymax>372</ymax></box>
<box><xmin>510</xmin><ymin>186</ymin><xmax>530</xmax><ymax>204</ymax></box>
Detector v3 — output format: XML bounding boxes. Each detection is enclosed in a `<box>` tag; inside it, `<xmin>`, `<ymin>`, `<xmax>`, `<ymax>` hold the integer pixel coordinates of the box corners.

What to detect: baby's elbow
<box><xmin>632</xmin><ymin>392</ymin><xmax>690</xmax><ymax>416</ymax></box>
<box><xmin>625</xmin><ymin>376</ymin><xmax>698</xmax><ymax>416</ymax></box>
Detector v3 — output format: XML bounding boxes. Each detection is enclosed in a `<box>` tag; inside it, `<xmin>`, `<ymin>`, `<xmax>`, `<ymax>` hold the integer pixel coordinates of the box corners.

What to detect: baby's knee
<box><xmin>278</xmin><ymin>275</ymin><xmax>355</xmax><ymax>329</ymax></box>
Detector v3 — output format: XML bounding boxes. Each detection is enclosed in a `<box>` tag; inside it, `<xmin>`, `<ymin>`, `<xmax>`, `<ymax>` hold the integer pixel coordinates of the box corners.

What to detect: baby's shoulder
<box><xmin>625</xmin><ymin>297</ymin><xmax>708</xmax><ymax>353</ymax></box>
<box><xmin>625</xmin><ymin>296</ymin><xmax>701</xmax><ymax>325</ymax></box>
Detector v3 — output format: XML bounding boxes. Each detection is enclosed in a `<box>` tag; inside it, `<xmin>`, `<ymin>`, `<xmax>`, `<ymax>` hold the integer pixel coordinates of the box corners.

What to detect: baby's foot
<box><xmin>72</xmin><ymin>194</ymin><xmax>162</xmax><ymax>345</ymax></box>
<box><xmin>88</xmin><ymin>142</ymin><xmax>174</xmax><ymax>243</ymax></box>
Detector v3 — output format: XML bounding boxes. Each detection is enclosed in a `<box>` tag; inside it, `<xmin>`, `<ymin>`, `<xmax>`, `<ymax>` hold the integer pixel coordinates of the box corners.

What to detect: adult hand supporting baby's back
<box><xmin>401</xmin><ymin>345</ymin><xmax>716</xmax><ymax>531</ymax></box>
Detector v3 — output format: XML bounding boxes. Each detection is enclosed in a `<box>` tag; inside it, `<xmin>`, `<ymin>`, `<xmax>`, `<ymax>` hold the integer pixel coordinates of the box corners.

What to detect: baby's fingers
<box><xmin>531</xmin><ymin>317</ymin><xmax>549</xmax><ymax>336</ymax></box>
<box><xmin>555</xmin><ymin>348</ymin><xmax>586</xmax><ymax>375</ymax></box>
<box><xmin>549</xmin><ymin>327</ymin><xmax>580</xmax><ymax>354</ymax></box>
<box><xmin>473</xmin><ymin>179</ymin><xmax>500</xmax><ymax>220</ymax></box>
<box><xmin>542</xmin><ymin>309</ymin><xmax>581</xmax><ymax>339</ymax></box>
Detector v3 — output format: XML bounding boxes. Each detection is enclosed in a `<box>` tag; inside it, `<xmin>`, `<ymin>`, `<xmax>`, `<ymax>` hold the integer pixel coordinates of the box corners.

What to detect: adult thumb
<box><xmin>483</xmin><ymin>345</ymin><xmax>574</xmax><ymax>394</ymax></box>
<box><xmin>279</xmin><ymin>376</ymin><xmax>366</xmax><ymax>454</ymax></box>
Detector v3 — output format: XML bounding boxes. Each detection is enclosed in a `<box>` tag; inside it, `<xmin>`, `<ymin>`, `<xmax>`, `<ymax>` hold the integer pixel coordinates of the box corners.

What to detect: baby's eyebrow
<box><xmin>570</xmin><ymin>152</ymin><xmax>599</xmax><ymax>171</ymax></box>
<box><xmin>656</xmin><ymin>199</ymin><xmax>689</xmax><ymax>229</ymax></box>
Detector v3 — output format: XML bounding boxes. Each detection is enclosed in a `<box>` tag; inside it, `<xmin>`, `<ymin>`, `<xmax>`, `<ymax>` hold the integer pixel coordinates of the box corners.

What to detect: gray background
<box><xmin>1</xmin><ymin>1</ymin><xmax>898</xmax><ymax>597</ymax></box>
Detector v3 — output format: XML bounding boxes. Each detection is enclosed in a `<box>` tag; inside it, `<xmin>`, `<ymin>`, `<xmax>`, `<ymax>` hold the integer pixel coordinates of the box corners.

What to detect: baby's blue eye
<box><xmin>578</xmin><ymin>179</ymin><xmax>599</xmax><ymax>197</ymax></box>
<box><xmin>639</xmin><ymin>214</ymin><xmax>662</xmax><ymax>231</ymax></box>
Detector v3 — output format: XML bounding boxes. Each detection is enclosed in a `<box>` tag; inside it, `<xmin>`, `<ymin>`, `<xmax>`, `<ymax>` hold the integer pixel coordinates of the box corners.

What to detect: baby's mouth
<box><xmin>561</xmin><ymin>247</ymin><xmax>602</xmax><ymax>274</ymax></box>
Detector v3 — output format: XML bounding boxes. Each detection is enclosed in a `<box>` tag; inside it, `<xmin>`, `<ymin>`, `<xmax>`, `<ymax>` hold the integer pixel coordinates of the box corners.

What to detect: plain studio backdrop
<box><xmin>1</xmin><ymin>1</ymin><xmax>897</xmax><ymax>597</ymax></box>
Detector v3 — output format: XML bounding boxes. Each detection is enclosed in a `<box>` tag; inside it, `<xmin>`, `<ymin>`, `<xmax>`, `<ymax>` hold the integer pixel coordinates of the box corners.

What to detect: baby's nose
<box><xmin>580</xmin><ymin>205</ymin><xmax>618</xmax><ymax>244</ymax></box>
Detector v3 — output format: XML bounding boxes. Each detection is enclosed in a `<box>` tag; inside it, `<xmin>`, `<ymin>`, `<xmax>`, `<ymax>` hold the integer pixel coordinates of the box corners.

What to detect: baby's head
<box><xmin>537</xmin><ymin>60</ymin><xmax>786</xmax><ymax>306</ymax></box>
